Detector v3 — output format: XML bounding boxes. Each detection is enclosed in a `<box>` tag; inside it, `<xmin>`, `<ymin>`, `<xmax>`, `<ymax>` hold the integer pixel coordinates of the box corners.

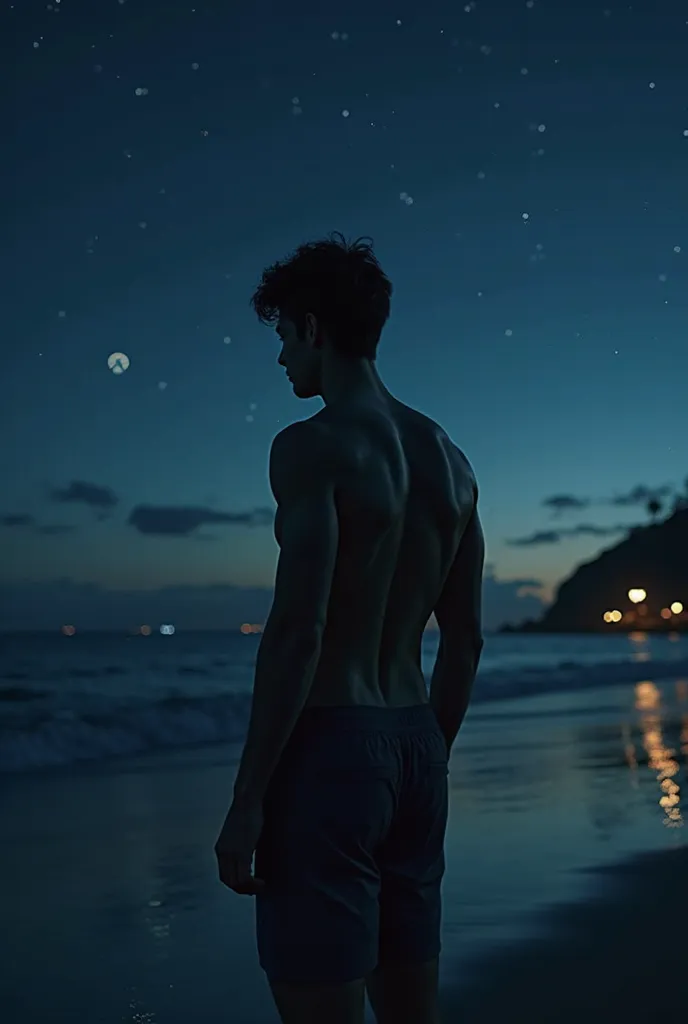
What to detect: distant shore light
<box><xmin>670</xmin><ymin>601</ymin><xmax>683</xmax><ymax>614</ymax></box>
<box><xmin>628</xmin><ymin>588</ymin><xmax>647</xmax><ymax>604</ymax></box>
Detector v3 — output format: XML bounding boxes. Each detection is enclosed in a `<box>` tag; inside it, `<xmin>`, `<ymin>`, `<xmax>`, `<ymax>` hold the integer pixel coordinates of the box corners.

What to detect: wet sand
<box><xmin>2</xmin><ymin>676</ymin><xmax>686</xmax><ymax>1022</ymax></box>
<box><xmin>444</xmin><ymin>844</ymin><xmax>687</xmax><ymax>1024</ymax></box>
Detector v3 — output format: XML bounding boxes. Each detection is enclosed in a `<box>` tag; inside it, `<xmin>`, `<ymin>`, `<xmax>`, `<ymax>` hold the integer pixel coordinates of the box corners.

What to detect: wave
<box><xmin>1</xmin><ymin>655</ymin><xmax>686</xmax><ymax>774</ymax></box>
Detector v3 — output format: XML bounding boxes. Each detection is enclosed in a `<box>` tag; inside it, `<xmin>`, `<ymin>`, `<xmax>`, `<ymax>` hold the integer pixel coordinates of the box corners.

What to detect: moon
<box><xmin>107</xmin><ymin>352</ymin><xmax>130</xmax><ymax>374</ymax></box>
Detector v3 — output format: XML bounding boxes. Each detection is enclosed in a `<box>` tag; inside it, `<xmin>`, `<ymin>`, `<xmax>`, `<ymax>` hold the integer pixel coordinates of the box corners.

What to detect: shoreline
<box><xmin>4</xmin><ymin>667</ymin><xmax>686</xmax><ymax>778</ymax></box>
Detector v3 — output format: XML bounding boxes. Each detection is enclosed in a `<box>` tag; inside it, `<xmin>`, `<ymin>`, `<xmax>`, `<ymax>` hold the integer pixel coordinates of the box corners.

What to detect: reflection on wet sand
<box><xmin>630</xmin><ymin>679</ymin><xmax>685</xmax><ymax>829</ymax></box>
<box><xmin>678</xmin><ymin>680</ymin><xmax>688</xmax><ymax>761</ymax></box>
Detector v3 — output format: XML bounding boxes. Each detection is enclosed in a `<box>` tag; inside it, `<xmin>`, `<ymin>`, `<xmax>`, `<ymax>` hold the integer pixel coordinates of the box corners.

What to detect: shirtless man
<box><xmin>214</xmin><ymin>233</ymin><xmax>485</xmax><ymax>1024</ymax></box>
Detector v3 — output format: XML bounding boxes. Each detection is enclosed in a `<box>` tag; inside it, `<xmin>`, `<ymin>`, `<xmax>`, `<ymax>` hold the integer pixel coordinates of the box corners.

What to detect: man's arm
<box><xmin>429</xmin><ymin>498</ymin><xmax>485</xmax><ymax>755</ymax></box>
<box><xmin>232</xmin><ymin>421</ymin><xmax>338</xmax><ymax>808</ymax></box>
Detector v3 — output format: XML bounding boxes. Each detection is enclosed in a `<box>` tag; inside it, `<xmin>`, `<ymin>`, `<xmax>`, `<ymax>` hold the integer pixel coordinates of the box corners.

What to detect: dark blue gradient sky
<box><xmin>3</xmin><ymin>0</ymin><xmax>687</xmax><ymax>630</ymax></box>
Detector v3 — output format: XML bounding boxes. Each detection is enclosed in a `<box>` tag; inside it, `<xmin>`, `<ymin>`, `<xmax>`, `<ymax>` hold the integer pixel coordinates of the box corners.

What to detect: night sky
<box><xmin>3</xmin><ymin>0</ymin><xmax>687</xmax><ymax>631</ymax></box>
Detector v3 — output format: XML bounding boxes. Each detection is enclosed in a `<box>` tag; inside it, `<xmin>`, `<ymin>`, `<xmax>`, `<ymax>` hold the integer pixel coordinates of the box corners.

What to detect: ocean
<box><xmin>1</xmin><ymin>628</ymin><xmax>686</xmax><ymax>774</ymax></box>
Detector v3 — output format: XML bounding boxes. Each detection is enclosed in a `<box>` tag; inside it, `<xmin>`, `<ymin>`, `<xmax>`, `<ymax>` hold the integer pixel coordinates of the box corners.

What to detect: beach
<box><xmin>2</xmin><ymin>655</ymin><xmax>686</xmax><ymax>1023</ymax></box>
<box><xmin>450</xmin><ymin>845</ymin><xmax>687</xmax><ymax>1024</ymax></box>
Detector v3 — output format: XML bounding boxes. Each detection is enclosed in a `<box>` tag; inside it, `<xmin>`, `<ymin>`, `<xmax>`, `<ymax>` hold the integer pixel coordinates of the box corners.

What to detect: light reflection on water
<box><xmin>460</xmin><ymin>675</ymin><xmax>687</xmax><ymax>834</ymax></box>
<box><xmin>628</xmin><ymin>679</ymin><xmax>686</xmax><ymax>828</ymax></box>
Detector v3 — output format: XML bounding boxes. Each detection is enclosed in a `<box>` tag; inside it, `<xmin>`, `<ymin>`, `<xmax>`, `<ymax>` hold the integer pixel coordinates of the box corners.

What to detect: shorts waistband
<box><xmin>294</xmin><ymin>703</ymin><xmax>439</xmax><ymax>737</ymax></box>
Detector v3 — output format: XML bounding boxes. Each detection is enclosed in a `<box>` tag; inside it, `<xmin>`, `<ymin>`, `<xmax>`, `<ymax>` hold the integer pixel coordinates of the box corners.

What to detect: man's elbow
<box><xmin>440</xmin><ymin>629</ymin><xmax>483</xmax><ymax>673</ymax></box>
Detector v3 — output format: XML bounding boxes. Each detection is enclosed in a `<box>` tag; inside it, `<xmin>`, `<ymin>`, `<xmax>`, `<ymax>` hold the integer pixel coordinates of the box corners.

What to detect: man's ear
<box><xmin>305</xmin><ymin>312</ymin><xmax>321</xmax><ymax>347</ymax></box>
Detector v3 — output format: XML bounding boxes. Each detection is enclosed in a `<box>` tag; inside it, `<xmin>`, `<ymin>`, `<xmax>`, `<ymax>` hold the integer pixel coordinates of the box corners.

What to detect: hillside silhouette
<box><xmin>506</xmin><ymin>506</ymin><xmax>687</xmax><ymax>633</ymax></box>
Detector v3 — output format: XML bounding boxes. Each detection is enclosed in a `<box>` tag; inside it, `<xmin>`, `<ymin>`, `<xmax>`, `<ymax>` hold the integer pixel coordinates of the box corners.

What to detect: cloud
<box><xmin>568</xmin><ymin>523</ymin><xmax>624</xmax><ymax>537</ymax></box>
<box><xmin>542</xmin><ymin>494</ymin><xmax>590</xmax><ymax>515</ymax></box>
<box><xmin>1</xmin><ymin>512</ymin><xmax>82</xmax><ymax>536</ymax></box>
<box><xmin>507</xmin><ymin>523</ymin><xmax>635</xmax><ymax>547</ymax></box>
<box><xmin>3</xmin><ymin>485</ymin><xmax>276</xmax><ymax>541</ymax></box>
<box><xmin>507</xmin><ymin>529</ymin><xmax>563</xmax><ymax>547</ymax></box>
<box><xmin>49</xmin><ymin>480</ymin><xmax>119</xmax><ymax>509</ymax></box>
<box><xmin>0</xmin><ymin>514</ymin><xmax>34</xmax><ymax>527</ymax></box>
<box><xmin>480</xmin><ymin>566</ymin><xmax>547</xmax><ymax>630</ymax></box>
<box><xmin>541</xmin><ymin>482</ymin><xmax>681</xmax><ymax>517</ymax></box>
<box><xmin>127</xmin><ymin>505</ymin><xmax>274</xmax><ymax>537</ymax></box>
<box><xmin>608</xmin><ymin>483</ymin><xmax>673</xmax><ymax>507</ymax></box>
<box><xmin>510</xmin><ymin>478</ymin><xmax>683</xmax><ymax>548</ymax></box>
<box><xmin>0</xmin><ymin>515</ymin><xmax>76</xmax><ymax>535</ymax></box>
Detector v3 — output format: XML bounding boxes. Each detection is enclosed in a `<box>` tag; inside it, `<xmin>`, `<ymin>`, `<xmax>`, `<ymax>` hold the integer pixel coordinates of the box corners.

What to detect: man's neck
<box><xmin>320</xmin><ymin>353</ymin><xmax>390</xmax><ymax>406</ymax></box>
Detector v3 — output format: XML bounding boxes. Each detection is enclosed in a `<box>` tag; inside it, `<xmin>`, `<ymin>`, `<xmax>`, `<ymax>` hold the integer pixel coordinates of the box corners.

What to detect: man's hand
<box><xmin>214</xmin><ymin>800</ymin><xmax>266</xmax><ymax>896</ymax></box>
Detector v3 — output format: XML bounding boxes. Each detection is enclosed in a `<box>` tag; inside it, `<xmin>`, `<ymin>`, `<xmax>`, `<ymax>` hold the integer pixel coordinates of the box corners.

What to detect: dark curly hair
<box><xmin>250</xmin><ymin>232</ymin><xmax>393</xmax><ymax>360</ymax></box>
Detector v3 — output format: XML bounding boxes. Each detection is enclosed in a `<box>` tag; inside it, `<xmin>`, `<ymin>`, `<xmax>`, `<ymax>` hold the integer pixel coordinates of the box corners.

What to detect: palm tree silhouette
<box><xmin>670</xmin><ymin>477</ymin><xmax>688</xmax><ymax>513</ymax></box>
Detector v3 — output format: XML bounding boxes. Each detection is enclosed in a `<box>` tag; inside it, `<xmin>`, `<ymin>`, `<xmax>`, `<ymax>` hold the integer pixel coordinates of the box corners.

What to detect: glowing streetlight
<box><xmin>670</xmin><ymin>601</ymin><xmax>683</xmax><ymax>614</ymax></box>
<box><xmin>628</xmin><ymin>588</ymin><xmax>647</xmax><ymax>604</ymax></box>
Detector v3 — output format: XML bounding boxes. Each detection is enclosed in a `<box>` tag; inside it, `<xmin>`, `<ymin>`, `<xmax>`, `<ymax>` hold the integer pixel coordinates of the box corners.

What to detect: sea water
<box><xmin>0</xmin><ymin>629</ymin><xmax>686</xmax><ymax>773</ymax></box>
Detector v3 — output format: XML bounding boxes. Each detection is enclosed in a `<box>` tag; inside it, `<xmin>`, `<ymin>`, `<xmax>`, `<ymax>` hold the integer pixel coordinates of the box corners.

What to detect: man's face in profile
<box><xmin>276</xmin><ymin>314</ymin><xmax>321</xmax><ymax>400</ymax></box>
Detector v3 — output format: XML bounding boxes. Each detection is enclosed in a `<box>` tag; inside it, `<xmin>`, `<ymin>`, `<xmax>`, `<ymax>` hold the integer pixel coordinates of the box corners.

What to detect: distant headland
<box><xmin>502</xmin><ymin>505</ymin><xmax>687</xmax><ymax>634</ymax></box>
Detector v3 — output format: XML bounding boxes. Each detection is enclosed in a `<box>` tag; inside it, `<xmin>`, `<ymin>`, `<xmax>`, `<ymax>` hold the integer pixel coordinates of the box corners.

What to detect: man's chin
<box><xmin>288</xmin><ymin>377</ymin><xmax>318</xmax><ymax>399</ymax></box>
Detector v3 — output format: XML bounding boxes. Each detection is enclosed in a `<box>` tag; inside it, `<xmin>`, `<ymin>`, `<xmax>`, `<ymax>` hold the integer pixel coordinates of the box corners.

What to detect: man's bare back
<box><xmin>285</xmin><ymin>395</ymin><xmax>479</xmax><ymax>710</ymax></box>
<box><xmin>219</xmin><ymin>234</ymin><xmax>486</xmax><ymax>1023</ymax></box>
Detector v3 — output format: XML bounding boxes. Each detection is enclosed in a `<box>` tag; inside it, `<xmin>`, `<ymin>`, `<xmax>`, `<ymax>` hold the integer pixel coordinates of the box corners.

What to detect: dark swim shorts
<box><xmin>254</xmin><ymin>703</ymin><xmax>449</xmax><ymax>985</ymax></box>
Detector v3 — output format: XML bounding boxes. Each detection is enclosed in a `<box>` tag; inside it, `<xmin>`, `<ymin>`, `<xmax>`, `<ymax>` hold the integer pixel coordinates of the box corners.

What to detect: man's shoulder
<box><xmin>271</xmin><ymin>417</ymin><xmax>332</xmax><ymax>461</ymax></box>
<box><xmin>271</xmin><ymin>407</ymin><xmax>476</xmax><ymax>492</ymax></box>
<box><xmin>269</xmin><ymin>418</ymin><xmax>339</xmax><ymax>498</ymax></box>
